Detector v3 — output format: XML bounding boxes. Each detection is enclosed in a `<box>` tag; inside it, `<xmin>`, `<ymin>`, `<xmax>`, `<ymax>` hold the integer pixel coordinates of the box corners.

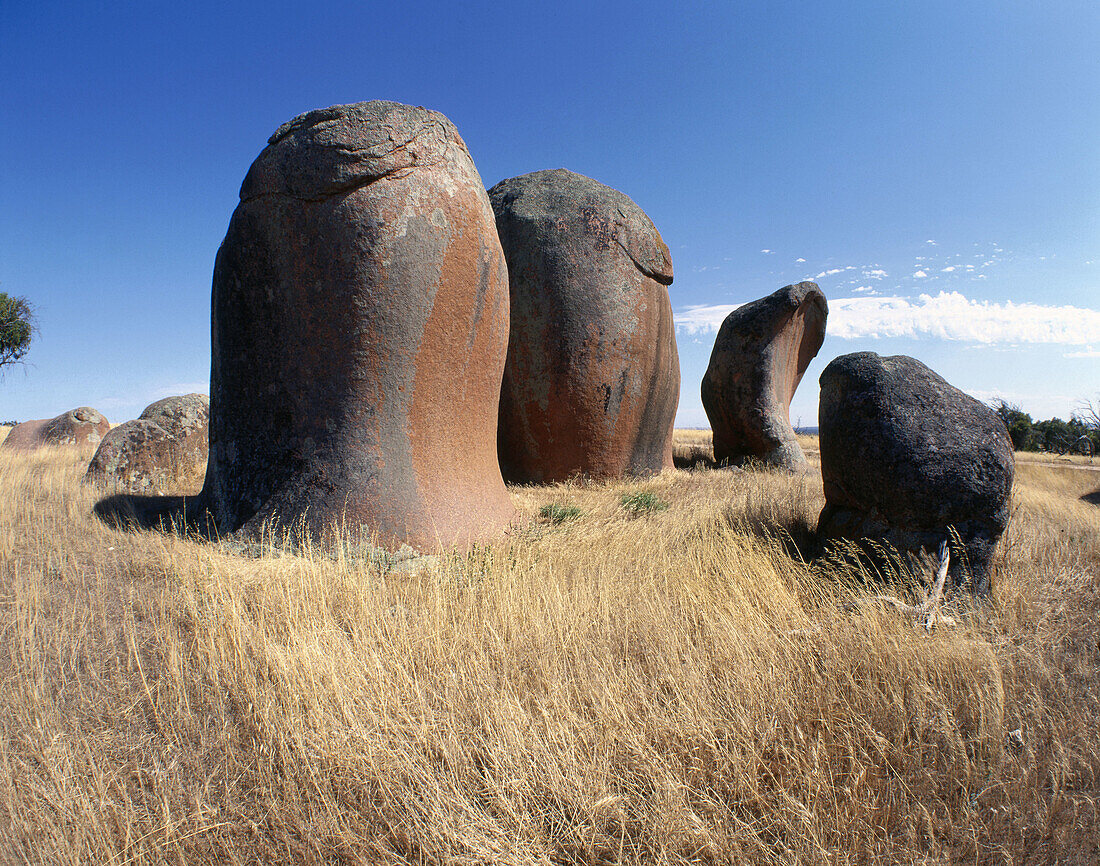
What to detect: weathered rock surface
<box><xmin>200</xmin><ymin>101</ymin><xmax>515</xmax><ymax>550</ymax></box>
<box><xmin>140</xmin><ymin>393</ymin><xmax>209</xmax><ymax>442</ymax></box>
<box><xmin>1</xmin><ymin>407</ymin><xmax>110</xmax><ymax>452</ymax></box>
<box><xmin>701</xmin><ymin>281</ymin><xmax>827</xmax><ymax>471</ymax></box>
<box><xmin>86</xmin><ymin>394</ymin><xmax>209</xmax><ymax>493</ymax></box>
<box><xmin>817</xmin><ymin>352</ymin><xmax>1015</xmax><ymax>593</ymax></box>
<box><xmin>489</xmin><ymin>169</ymin><xmax>680</xmax><ymax>483</ymax></box>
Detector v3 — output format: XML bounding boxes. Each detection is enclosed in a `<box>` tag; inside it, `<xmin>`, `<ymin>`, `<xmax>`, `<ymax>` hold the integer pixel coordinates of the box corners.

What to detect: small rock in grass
<box><xmin>1</xmin><ymin>407</ymin><xmax>110</xmax><ymax>452</ymax></box>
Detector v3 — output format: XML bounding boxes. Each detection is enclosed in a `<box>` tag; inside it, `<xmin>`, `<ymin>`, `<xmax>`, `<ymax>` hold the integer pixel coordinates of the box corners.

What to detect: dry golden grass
<box><xmin>0</xmin><ymin>433</ymin><xmax>1098</xmax><ymax>863</ymax></box>
<box><xmin>1014</xmin><ymin>450</ymin><xmax>1098</xmax><ymax>470</ymax></box>
<box><xmin>672</xmin><ymin>429</ymin><xmax>820</xmax><ymax>471</ymax></box>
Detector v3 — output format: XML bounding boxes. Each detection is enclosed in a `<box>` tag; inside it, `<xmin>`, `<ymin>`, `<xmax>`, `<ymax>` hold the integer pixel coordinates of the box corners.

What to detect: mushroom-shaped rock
<box><xmin>200</xmin><ymin>101</ymin><xmax>515</xmax><ymax>550</ymax></box>
<box><xmin>86</xmin><ymin>394</ymin><xmax>209</xmax><ymax>493</ymax></box>
<box><xmin>701</xmin><ymin>282</ymin><xmax>827</xmax><ymax>471</ymax></box>
<box><xmin>816</xmin><ymin>352</ymin><xmax>1014</xmax><ymax>594</ymax></box>
<box><xmin>1</xmin><ymin>407</ymin><xmax>110</xmax><ymax>453</ymax></box>
<box><xmin>489</xmin><ymin>169</ymin><xmax>680</xmax><ymax>483</ymax></box>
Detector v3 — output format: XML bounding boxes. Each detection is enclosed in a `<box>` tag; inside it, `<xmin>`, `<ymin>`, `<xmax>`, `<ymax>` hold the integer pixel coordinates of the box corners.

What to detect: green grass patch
<box><xmin>619</xmin><ymin>491</ymin><xmax>670</xmax><ymax>515</ymax></box>
<box><xmin>539</xmin><ymin>502</ymin><xmax>583</xmax><ymax>524</ymax></box>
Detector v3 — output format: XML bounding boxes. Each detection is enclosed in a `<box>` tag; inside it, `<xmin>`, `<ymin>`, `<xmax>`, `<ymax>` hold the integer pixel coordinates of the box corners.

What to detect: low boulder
<box><xmin>86</xmin><ymin>394</ymin><xmax>209</xmax><ymax>493</ymax></box>
<box><xmin>701</xmin><ymin>281</ymin><xmax>827</xmax><ymax>471</ymax></box>
<box><xmin>1</xmin><ymin>407</ymin><xmax>110</xmax><ymax>452</ymax></box>
<box><xmin>817</xmin><ymin>352</ymin><xmax>1014</xmax><ymax>594</ymax></box>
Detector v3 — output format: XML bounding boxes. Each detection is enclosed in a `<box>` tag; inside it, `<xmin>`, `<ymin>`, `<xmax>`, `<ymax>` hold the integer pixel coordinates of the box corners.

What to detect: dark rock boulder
<box><xmin>200</xmin><ymin>101</ymin><xmax>515</xmax><ymax>550</ymax></box>
<box><xmin>817</xmin><ymin>352</ymin><xmax>1015</xmax><ymax>594</ymax></box>
<box><xmin>701</xmin><ymin>282</ymin><xmax>827</xmax><ymax>471</ymax></box>
<box><xmin>489</xmin><ymin>169</ymin><xmax>680</xmax><ymax>483</ymax></box>
<box><xmin>86</xmin><ymin>394</ymin><xmax>209</xmax><ymax>493</ymax></box>
<box><xmin>1</xmin><ymin>407</ymin><xmax>110</xmax><ymax>452</ymax></box>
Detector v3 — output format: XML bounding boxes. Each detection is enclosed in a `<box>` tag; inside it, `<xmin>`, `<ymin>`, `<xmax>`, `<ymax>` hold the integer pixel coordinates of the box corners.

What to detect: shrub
<box><xmin>0</xmin><ymin>292</ymin><xmax>35</xmax><ymax>371</ymax></box>
<box><xmin>539</xmin><ymin>502</ymin><xmax>583</xmax><ymax>524</ymax></box>
<box><xmin>619</xmin><ymin>490</ymin><xmax>669</xmax><ymax>514</ymax></box>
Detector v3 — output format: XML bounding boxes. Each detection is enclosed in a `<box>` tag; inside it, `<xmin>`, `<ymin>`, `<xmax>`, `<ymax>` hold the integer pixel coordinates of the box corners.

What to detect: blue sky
<box><xmin>2</xmin><ymin>0</ymin><xmax>1098</xmax><ymax>428</ymax></box>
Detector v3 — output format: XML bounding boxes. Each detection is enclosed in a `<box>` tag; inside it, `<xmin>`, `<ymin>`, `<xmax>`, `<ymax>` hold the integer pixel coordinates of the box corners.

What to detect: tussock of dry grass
<box><xmin>0</xmin><ymin>434</ymin><xmax>1098</xmax><ymax>863</ymax></box>
<box><xmin>671</xmin><ymin>429</ymin><xmax>821</xmax><ymax>472</ymax></box>
<box><xmin>1014</xmin><ymin>450</ymin><xmax>1097</xmax><ymax>469</ymax></box>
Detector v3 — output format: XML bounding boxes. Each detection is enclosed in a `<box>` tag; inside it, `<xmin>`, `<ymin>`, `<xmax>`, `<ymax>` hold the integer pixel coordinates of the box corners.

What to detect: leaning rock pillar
<box><xmin>701</xmin><ymin>281</ymin><xmax>827</xmax><ymax>470</ymax></box>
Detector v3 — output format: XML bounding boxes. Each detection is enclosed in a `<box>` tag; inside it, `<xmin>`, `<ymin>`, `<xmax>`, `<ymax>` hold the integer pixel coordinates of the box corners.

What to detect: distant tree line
<box><xmin>993</xmin><ymin>399</ymin><xmax>1100</xmax><ymax>455</ymax></box>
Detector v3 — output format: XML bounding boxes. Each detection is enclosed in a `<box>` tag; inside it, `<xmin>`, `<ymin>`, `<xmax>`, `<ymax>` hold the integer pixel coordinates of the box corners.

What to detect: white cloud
<box><xmin>673</xmin><ymin>305</ymin><xmax>734</xmax><ymax>334</ymax></box>
<box><xmin>93</xmin><ymin>382</ymin><xmax>209</xmax><ymax>423</ymax></box>
<box><xmin>926</xmin><ymin>239</ymin><xmax>937</xmax><ymax>245</ymax></box>
<box><xmin>863</xmin><ymin>268</ymin><xmax>888</xmax><ymax>279</ymax></box>
<box><xmin>814</xmin><ymin>265</ymin><xmax>856</xmax><ymax>280</ymax></box>
<box><xmin>828</xmin><ymin>292</ymin><xmax>1100</xmax><ymax>344</ymax></box>
<box><xmin>851</xmin><ymin>286</ymin><xmax>877</xmax><ymax>294</ymax></box>
<box><xmin>796</xmin><ymin>257</ymin><xmax>806</xmax><ymax>263</ymax></box>
<box><xmin>95</xmin><ymin>395</ymin><xmax>141</xmax><ymax>412</ymax></box>
<box><xmin>941</xmin><ymin>266</ymin><xmax>956</xmax><ymax>272</ymax></box>
<box><xmin>1065</xmin><ymin>347</ymin><xmax>1100</xmax><ymax>358</ymax></box>
<box><xmin>913</xmin><ymin>269</ymin><xmax>928</xmax><ymax>278</ymax></box>
<box><xmin>675</xmin><ymin>290</ymin><xmax>1100</xmax><ymax>345</ymax></box>
<box><xmin>149</xmin><ymin>382</ymin><xmax>208</xmax><ymax>401</ymax></box>
<box><xmin>761</xmin><ymin>249</ymin><xmax>774</xmax><ymax>254</ymax></box>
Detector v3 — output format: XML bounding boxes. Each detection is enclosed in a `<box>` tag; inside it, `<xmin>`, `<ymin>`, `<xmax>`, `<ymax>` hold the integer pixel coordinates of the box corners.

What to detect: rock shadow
<box><xmin>93</xmin><ymin>493</ymin><xmax>214</xmax><ymax>539</ymax></box>
<box><xmin>672</xmin><ymin>444</ymin><xmax>716</xmax><ymax>471</ymax></box>
<box><xmin>1082</xmin><ymin>489</ymin><xmax>1100</xmax><ymax>505</ymax></box>
<box><xmin>730</xmin><ymin>508</ymin><xmax>823</xmax><ymax>566</ymax></box>
<box><xmin>731</xmin><ymin>506</ymin><xmax>977</xmax><ymax>596</ymax></box>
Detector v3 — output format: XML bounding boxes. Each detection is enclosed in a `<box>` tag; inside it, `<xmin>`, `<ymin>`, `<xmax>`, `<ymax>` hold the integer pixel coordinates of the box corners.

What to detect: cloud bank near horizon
<box><xmin>675</xmin><ymin>290</ymin><xmax>1100</xmax><ymax>346</ymax></box>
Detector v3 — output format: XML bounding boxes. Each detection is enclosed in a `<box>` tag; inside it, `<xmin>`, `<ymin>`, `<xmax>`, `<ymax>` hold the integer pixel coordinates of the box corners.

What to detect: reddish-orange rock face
<box><xmin>200</xmin><ymin>101</ymin><xmax>516</xmax><ymax>550</ymax></box>
<box><xmin>701</xmin><ymin>281</ymin><xmax>827</xmax><ymax>471</ymax></box>
<box><xmin>1</xmin><ymin>407</ymin><xmax>110</xmax><ymax>452</ymax></box>
<box><xmin>489</xmin><ymin>169</ymin><xmax>680</xmax><ymax>484</ymax></box>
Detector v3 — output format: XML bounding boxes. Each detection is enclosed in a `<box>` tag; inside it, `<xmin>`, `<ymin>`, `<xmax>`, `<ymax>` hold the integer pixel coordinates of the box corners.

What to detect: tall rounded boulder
<box><xmin>817</xmin><ymin>352</ymin><xmax>1014</xmax><ymax>594</ymax></box>
<box><xmin>1</xmin><ymin>407</ymin><xmax>110</xmax><ymax>453</ymax></box>
<box><xmin>701</xmin><ymin>281</ymin><xmax>827</xmax><ymax>471</ymax></box>
<box><xmin>86</xmin><ymin>394</ymin><xmax>209</xmax><ymax>493</ymax></box>
<box><xmin>201</xmin><ymin>101</ymin><xmax>515</xmax><ymax>550</ymax></box>
<box><xmin>489</xmin><ymin>169</ymin><xmax>680</xmax><ymax>484</ymax></box>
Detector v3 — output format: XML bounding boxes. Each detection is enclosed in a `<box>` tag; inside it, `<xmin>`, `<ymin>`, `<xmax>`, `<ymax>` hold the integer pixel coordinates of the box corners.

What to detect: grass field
<box><xmin>1</xmin><ymin>428</ymin><xmax>1099</xmax><ymax>863</ymax></box>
